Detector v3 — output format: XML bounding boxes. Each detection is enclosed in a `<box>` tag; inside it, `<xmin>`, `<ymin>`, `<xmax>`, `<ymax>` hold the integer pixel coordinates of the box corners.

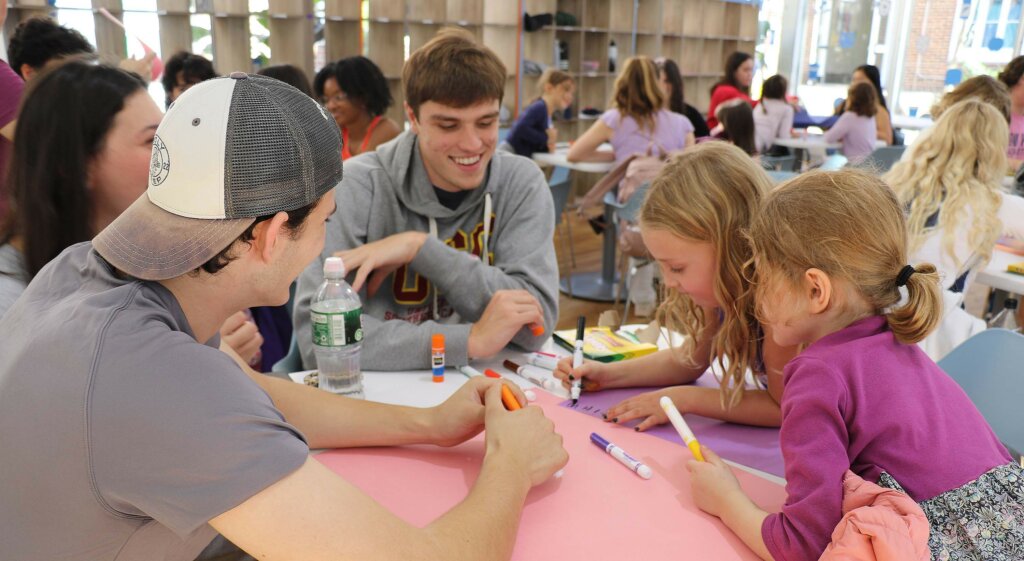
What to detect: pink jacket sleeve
<box><xmin>818</xmin><ymin>470</ymin><xmax>931</xmax><ymax>561</ymax></box>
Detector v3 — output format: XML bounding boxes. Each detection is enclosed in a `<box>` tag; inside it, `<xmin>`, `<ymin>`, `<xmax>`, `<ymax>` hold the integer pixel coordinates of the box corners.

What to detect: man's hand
<box><xmin>335</xmin><ymin>232</ymin><xmax>429</xmax><ymax>296</ymax></box>
<box><xmin>468</xmin><ymin>290</ymin><xmax>544</xmax><ymax>359</ymax></box>
<box><xmin>482</xmin><ymin>383</ymin><xmax>568</xmax><ymax>487</ymax></box>
<box><xmin>427</xmin><ymin>377</ymin><xmax>527</xmax><ymax>447</ymax></box>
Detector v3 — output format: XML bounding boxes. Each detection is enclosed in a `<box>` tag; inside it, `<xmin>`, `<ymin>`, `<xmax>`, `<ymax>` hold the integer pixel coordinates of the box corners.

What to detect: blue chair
<box><xmin>604</xmin><ymin>183</ymin><xmax>652</xmax><ymax>320</ymax></box>
<box><xmin>938</xmin><ymin>328</ymin><xmax>1024</xmax><ymax>457</ymax></box>
<box><xmin>548</xmin><ymin>166</ymin><xmax>576</xmax><ymax>295</ymax></box>
<box><xmin>848</xmin><ymin>145</ymin><xmax>905</xmax><ymax>173</ymax></box>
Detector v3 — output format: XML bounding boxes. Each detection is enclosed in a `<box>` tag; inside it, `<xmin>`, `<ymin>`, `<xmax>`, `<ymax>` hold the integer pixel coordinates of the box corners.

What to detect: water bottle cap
<box><xmin>323</xmin><ymin>256</ymin><xmax>346</xmax><ymax>278</ymax></box>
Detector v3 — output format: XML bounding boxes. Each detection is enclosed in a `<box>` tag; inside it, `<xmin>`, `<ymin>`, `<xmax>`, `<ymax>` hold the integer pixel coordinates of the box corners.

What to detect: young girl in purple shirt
<box><xmin>687</xmin><ymin>169</ymin><xmax>1024</xmax><ymax>561</ymax></box>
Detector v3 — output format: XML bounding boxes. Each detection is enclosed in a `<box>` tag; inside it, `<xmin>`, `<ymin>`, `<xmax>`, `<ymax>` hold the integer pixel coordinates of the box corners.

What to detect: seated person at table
<box><xmin>885</xmin><ymin>99</ymin><xmax>1024</xmax><ymax>295</ymax></box>
<box><xmin>834</xmin><ymin>64</ymin><xmax>893</xmax><ymax>145</ymax></box>
<box><xmin>656</xmin><ymin>57</ymin><xmax>710</xmax><ymax>138</ymax></box>
<box><xmin>0</xmin><ymin>74</ymin><xmax>567</xmax><ymax>561</ymax></box>
<box><xmin>0</xmin><ymin>62</ymin><xmax>161</xmax><ymax>320</ymax></box>
<box><xmin>555</xmin><ymin>143</ymin><xmax>800</xmax><ymax>429</ymax></box>
<box><xmin>930</xmin><ymin>74</ymin><xmax>1011</xmax><ymax>122</ymax></box>
<box><xmin>753</xmin><ymin>74</ymin><xmax>794</xmax><ymax>154</ymax></box>
<box><xmin>161</xmin><ymin>51</ymin><xmax>216</xmax><ymax>108</ymax></box>
<box><xmin>567</xmin><ymin>55</ymin><xmax>694</xmax><ymax>165</ymax></box>
<box><xmin>689</xmin><ymin>168</ymin><xmax>1024</xmax><ymax>561</ymax></box>
<box><xmin>313</xmin><ymin>56</ymin><xmax>402</xmax><ymax>161</ymax></box>
<box><xmin>824</xmin><ymin>82</ymin><xmax>877</xmax><ymax>165</ymax></box>
<box><xmin>7</xmin><ymin>16</ymin><xmax>94</xmax><ymax>81</ymax></box>
<box><xmin>712</xmin><ymin>99</ymin><xmax>757</xmax><ymax>157</ymax></box>
<box><xmin>503</xmin><ymin>68</ymin><xmax>575</xmax><ymax>156</ymax></box>
<box><xmin>998</xmin><ymin>56</ymin><xmax>1024</xmax><ymax>173</ymax></box>
<box><xmin>295</xmin><ymin>29</ymin><xmax>559</xmax><ymax>371</ymax></box>
<box><xmin>707</xmin><ymin>51</ymin><xmax>755</xmax><ymax>129</ymax></box>
<box><xmin>257</xmin><ymin>63</ymin><xmax>314</xmax><ymax>98</ymax></box>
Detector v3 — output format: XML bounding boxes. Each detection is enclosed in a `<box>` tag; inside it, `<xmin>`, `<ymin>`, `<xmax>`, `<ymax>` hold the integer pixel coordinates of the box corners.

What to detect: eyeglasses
<box><xmin>322</xmin><ymin>92</ymin><xmax>349</xmax><ymax>105</ymax></box>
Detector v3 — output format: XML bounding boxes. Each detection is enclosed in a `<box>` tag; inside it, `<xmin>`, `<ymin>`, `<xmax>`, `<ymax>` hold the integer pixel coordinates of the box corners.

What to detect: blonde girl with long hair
<box><xmin>567</xmin><ymin>56</ymin><xmax>694</xmax><ymax>165</ymax></box>
<box><xmin>554</xmin><ymin>142</ymin><xmax>800</xmax><ymax>429</ymax></box>
<box><xmin>884</xmin><ymin>99</ymin><xmax>1024</xmax><ymax>294</ymax></box>
<box><xmin>688</xmin><ymin>169</ymin><xmax>1024</xmax><ymax>561</ymax></box>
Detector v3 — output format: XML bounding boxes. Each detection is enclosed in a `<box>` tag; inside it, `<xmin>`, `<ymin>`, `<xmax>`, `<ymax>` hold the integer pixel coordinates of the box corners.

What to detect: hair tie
<box><xmin>895</xmin><ymin>265</ymin><xmax>916</xmax><ymax>287</ymax></box>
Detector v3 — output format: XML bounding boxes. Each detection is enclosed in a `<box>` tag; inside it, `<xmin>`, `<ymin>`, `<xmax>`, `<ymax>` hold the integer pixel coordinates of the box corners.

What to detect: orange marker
<box><xmin>528</xmin><ymin>322</ymin><xmax>545</xmax><ymax>336</ymax></box>
<box><xmin>501</xmin><ymin>384</ymin><xmax>522</xmax><ymax>411</ymax></box>
<box><xmin>431</xmin><ymin>334</ymin><xmax>445</xmax><ymax>383</ymax></box>
<box><xmin>484</xmin><ymin>368</ymin><xmax>503</xmax><ymax>379</ymax></box>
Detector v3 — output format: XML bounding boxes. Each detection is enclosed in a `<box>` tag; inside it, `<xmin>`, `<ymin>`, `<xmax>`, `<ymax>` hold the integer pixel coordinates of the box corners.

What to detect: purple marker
<box><xmin>590</xmin><ymin>432</ymin><xmax>652</xmax><ymax>479</ymax></box>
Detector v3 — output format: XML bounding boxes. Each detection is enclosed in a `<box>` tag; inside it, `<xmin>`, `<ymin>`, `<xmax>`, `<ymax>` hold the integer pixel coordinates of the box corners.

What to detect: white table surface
<box><xmin>891</xmin><ymin>115</ymin><xmax>933</xmax><ymax>130</ymax></box>
<box><xmin>532</xmin><ymin>145</ymin><xmax>615</xmax><ymax>174</ymax></box>
<box><xmin>772</xmin><ymin>134</ymin><xmax>842</xmax><ymax>150</ymax></box>
<box><xmin>290</xmin><ymin>341</ymin><xmax>570</xmax><ymax>408</ymax></box>
<box><xmin>975</xmin><ymin>248</ymin><xmax>1024</xmax><ymax>296</ymax></box>
<box><xmin>289</xmin><ymin>327</ymin><xmax>784</xmax><ymax>484</ymax></box>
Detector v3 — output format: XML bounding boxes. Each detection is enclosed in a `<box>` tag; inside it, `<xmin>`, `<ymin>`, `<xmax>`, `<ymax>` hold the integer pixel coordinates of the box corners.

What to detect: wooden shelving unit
<box><xmin>2</xmin><ymin>0</ymin><xmax>758</xmax><ymax>128</ymax></box>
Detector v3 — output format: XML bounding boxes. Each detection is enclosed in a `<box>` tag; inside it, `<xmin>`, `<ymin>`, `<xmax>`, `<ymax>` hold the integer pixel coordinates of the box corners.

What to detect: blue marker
<box><xmin>590</xmin><ymin>432</ymin><xmax>652</xmax><ymax>479</ymax></box>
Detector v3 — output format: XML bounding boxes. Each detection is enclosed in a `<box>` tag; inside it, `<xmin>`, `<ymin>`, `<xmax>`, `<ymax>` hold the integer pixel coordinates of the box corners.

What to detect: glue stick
<box><xmin>432</xmin><ymin>334</ymin><xmax>445</xmax><ymax>383</ymax></box>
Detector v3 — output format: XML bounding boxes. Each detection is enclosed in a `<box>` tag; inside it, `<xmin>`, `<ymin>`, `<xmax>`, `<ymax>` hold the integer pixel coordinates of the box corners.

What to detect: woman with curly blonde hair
<box><xmin>884</xmin><ymin>99</ymin><xmax>1024</xmax><ymax>293</ymax></box>
<box><xmin>553</xmin><ymin>142</ymin><xmax>800</xmax><ymax>429</ymax></box>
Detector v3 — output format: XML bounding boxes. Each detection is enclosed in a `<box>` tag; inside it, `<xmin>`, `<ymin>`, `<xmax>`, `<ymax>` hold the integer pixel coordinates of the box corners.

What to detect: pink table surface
<box><xmin>316</xmin><ymin>390</ymin><xmax>786</xmax><ymax>560</ymax></box>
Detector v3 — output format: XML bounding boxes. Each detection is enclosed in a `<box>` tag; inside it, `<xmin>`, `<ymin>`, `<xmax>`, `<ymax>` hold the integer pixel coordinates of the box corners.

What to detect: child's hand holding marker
<box><xmin>686</xmin><ymin>446</ymin><xmax>747</xmax><ymax>520</ymax></box>
<box><xmin>552</xmin><ymin>356</ymin><xmax>618</xmax><ymax>392</ymax></box>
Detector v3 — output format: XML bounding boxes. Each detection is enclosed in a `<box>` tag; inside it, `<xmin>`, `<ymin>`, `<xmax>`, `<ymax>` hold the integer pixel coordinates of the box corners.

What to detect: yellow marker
<box><xmin>659</xmin><ymin>396</ymin><xmax>704</xmax><ymax>462</ymax></box>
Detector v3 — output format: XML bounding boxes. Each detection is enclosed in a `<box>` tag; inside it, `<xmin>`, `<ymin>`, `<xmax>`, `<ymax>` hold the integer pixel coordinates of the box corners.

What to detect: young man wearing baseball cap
<box><xmin>0</xmin><ymin>74</ymin><xmax>567</xmax><ymax>560</ymax></box>
<box><xmin>294</xmin><ymin>29</ymin><xmax>560</xmax><ymax>371</ymax></box>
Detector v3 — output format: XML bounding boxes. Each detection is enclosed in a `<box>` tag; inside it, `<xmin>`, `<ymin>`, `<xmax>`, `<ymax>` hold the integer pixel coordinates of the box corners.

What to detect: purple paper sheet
<box><xmin>560</xmin><ymin>372</ymin><xmax>784</xmax><ymax>478</ymax></box>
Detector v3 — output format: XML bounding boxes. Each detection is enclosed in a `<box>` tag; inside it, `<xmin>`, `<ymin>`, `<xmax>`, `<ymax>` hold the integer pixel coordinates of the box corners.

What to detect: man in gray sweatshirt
<box><xmin>295</xmin><ymin>29</ymin><xmax>559</xmax><ymax>371</ymax></box>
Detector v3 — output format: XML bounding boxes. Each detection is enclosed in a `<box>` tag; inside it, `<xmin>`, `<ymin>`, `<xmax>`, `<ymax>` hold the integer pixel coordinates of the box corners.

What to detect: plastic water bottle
<box><xmin>988</xmin><ymin>298</ymin><xmax>1021</xmax><ymax>332</ymax></box>
<box><xmin>311</xmin><ymin>257</ymin><xmax>364</xmax><ymax>397</ymax></box>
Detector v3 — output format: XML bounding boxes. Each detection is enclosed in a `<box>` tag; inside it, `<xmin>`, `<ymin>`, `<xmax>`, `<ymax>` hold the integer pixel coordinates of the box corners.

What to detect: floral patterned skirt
<box><xmin>878</xmin><ymin>463</ymin><xmax>1024</xmax><ymax>561</ymax></box>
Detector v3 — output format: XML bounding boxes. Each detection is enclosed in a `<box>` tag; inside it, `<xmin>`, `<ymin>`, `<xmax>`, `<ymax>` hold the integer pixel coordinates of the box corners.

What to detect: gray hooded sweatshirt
<box><xmin>294</xmin><ymin>131</ymin><xmax>559</xmax><ymax>371</ymax></box>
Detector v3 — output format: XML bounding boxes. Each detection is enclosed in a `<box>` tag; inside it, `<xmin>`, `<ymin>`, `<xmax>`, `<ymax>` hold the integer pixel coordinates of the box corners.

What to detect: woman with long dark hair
<box><xmin>1</xmin><ymin>61</ymin><xmax>159</xmax><ymax>319</ymax></box>
<box><xmin>656</xmin><ymin>58</ymin><xmax>710</xmax><ymax>137</ymax></box>
<box><xmin>313</xmin><ymin>56</ymin><xmax>401</xmax><ymax>160</ymax></box>
<box><xmin>707</xmin><ymin>51</ymin><xmax>754</xmax><ymax>129</ymax></box>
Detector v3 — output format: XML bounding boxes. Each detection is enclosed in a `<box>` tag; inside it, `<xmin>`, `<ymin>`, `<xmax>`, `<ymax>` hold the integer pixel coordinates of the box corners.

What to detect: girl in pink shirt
<box><xmin>687</xmin><ymin>169</ymin><xmax>1024</xmax><ymax>561</ymax></box>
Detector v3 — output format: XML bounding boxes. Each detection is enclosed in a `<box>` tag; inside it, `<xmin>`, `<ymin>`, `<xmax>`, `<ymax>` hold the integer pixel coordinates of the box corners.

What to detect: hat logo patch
<box><xmin>150</xmin><ymin>134</ymin><xmax>170</xmax><ymax>186</ymax></box>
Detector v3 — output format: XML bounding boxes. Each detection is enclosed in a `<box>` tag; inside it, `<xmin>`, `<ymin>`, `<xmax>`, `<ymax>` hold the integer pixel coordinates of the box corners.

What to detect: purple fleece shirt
<box><xmin>762</xmin><ymin>315</ymin><xmax>1010</xmax><ymax>561</ymax></box>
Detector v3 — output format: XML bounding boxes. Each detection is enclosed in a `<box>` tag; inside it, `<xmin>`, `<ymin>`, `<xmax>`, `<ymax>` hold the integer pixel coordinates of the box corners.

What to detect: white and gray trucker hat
<box><xmin>94</xmin><ymin>72</ymin><xmax>342</xmax><ymax>280</ymax></box>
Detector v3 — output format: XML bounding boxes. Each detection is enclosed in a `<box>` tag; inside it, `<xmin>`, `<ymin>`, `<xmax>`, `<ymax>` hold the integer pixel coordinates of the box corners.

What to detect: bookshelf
<box><xmin>3</xmin><ymin>0</ymin><xmax>758</xmax><ymax>129</ymax></box>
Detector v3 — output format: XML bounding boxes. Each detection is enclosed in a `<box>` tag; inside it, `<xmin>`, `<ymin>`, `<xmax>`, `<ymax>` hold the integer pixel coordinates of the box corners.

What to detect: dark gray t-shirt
<box><xmin>0</xmin><ymin>242</ymin><xmax>309</xmax><ymax>561</ymax></box>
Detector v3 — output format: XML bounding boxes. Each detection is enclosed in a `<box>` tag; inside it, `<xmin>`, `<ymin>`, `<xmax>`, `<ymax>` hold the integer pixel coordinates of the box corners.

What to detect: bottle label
<box><xmin>311</xmin><ymin>308</ymin><xmax>363</xmax><ymax>347</ymax></box>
